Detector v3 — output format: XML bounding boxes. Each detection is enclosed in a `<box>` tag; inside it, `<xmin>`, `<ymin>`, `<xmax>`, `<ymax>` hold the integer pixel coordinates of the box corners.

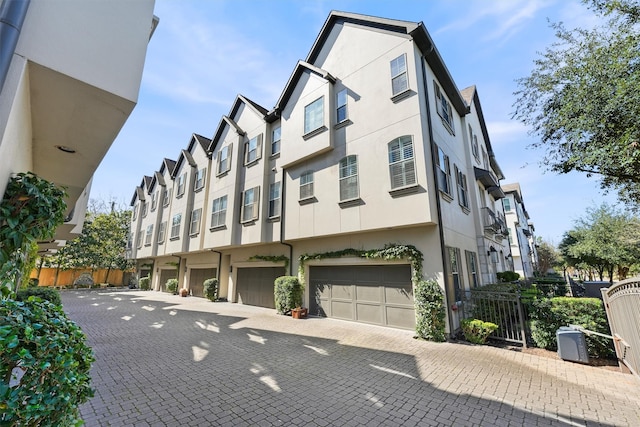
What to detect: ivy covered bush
<box><xmin>165</xmin><ymin>278</ymin><xmax>178</xmax><ymax>294</ymax></box>
<box><xmin>274</xmin><ymin>276</ymin><xmax>303</xmax><ymax>315</ymax></box>
<box><xmin>15</xmin><ymin>287</ymin><xmax>61</xmax><ymax>306</ymax></box>
<box><xmin>496</xmin><ymin>271</ymin><xmax>520</xmax><ymax>283</ymax></box>
<box><xmin>0</xmin><ymin>298</ymin><xmax>94</xmax><ymax>426</ymax></box>
<box><xmin>139</xmin><ymin>276</ymin><xmax>150</xmax><ymax>291</ymax></box>
<box><xmin>203</xmin><ymin>278</ymin><xmax>219</xmax><ymax>301</ymax></box>
<box><xmin>529</xmin><ymin>296</ymin><xmax>614</xmax><ymax>358</ymax></box>
<box><xmin>461</xmin><ymin>318</ymin><xmax>498</xmax><ymax>344</ymax></box>
<box><xmin>414</xmin><ymin>279</ymin><xmax>446</xmax><ymax>342</ymax></box>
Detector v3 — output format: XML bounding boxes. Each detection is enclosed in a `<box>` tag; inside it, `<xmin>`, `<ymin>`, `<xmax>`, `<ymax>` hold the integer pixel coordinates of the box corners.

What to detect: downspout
<box><xmin>171</xmin><ymin>254</ymin><xmax>181</xmax><ymax>291</ymax></box>
<box><xmin>0</xmin><ymin>0</ymin><xmax>30</xmax><ymax>95</ymax></box>
<box><xmin>421</xmin><ymin>54</ymin><xmax>455</xmax><ymax>336</ymax></box>
<box><xmin>209</xmin><ymin>249</ymin><xmax>222</xmax><ymax>280</ymax></box>
<box><xmin>279</xmin><ymin>167</ymin><xmax>293</xmax><ymax>275</ymax></box>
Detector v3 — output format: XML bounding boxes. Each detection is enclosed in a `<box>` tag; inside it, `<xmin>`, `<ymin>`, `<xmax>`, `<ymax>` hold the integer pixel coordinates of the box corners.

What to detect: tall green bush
<box><xmin>203</xmin><ymin>278</ymin><xmax>219</xmax><ymax>301</ymax></box>
<box><xmin>0</xmin><ymin>298</ymin><xmax>94</xmax><ymax>426</ymax></box>
<box><xmin>165</xmin><ymin>278</ymin><xmax>178</xmax><ymax>294</ymax></box>
<box><xmin>530</xmin><ymin>296</ymin><xmax>614</xmax><ymax>358</ymax></box>
<box><xmin>497</xmin><ymin>271</ymin><xmax>520</xmax><ymax>282</ymax></box>
<box><xmin>274</xmin><ymin>276</ymin><xmax>303</xmax><ymax>315</ymax></box>
<box><xmin>139</xmin><ymin>276</ymin><xmax>150</xmax><ymax>291</ymax></box>
<box><xmin>414</xmin><ymin>279</ymin><xmax>446</xmax><ymax>342</ymax></box>
<box><xmin>15</xmin><ymin>287</ymin><xmax>61</xmax><ymax>306</ymax></box>
<box><xmin>461</xmin><ymin>318</ymin><xmax>499</xmax><ymax>344</ymax></box>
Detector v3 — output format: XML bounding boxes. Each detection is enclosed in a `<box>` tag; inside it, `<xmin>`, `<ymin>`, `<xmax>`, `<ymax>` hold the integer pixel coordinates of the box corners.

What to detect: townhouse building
<box><xmin>0</xmin><ymin>0</ymin><xmax>157</xmax><ymax>254</ymax></box>
<box><xmin>502</xmin><ymin>183</ymin><xmax>537</xmax><ymax>279</ymax></box>
<box><xmin>130</xmin><ymin>11</ymin><xmax>514</xmax><ymax>335</ymax></box>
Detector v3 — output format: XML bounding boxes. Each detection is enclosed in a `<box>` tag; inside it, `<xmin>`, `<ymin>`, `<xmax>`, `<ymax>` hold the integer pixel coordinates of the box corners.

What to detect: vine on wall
<box><xmin>248</xmin><ymin>255</ymin><xmax>290</xmax><ymax>272</ymax></box>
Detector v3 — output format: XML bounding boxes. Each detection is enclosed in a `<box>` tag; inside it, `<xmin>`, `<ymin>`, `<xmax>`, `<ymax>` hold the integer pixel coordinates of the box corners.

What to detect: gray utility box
<box><xmin>556</xmin><ymin>326</ymin><xmax>589</xmax><ymax>363</ymax></box>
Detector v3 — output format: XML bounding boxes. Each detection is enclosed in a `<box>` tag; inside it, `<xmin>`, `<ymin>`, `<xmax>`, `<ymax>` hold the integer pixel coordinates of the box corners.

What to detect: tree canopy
<box><xmin>513</xmin><ymin>0</ymin><xmax>640</xmax><ymax>205</ymax></box>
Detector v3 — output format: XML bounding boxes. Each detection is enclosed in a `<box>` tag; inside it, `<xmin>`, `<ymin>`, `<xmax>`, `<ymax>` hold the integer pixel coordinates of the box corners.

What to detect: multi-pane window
<box><xmin>388</xmin><ymin>135</ymin><xmax>416</xmax><ymax>189</ymax></box>
<box><xmin>190</xmin><ymin>208</ymin><xmax>202</xmax><ymax>235</ymax></box>
<box><xmin>390</xmin><ymin>54</ymin><xmax>408</xmax><ymax>96</ymax></box>
<box><xmin>465</xmin><ymin>250</ymin><xmax>479</xmax><ymax>288</ymax></box>
<box><xmin>300</xmin><ymin>171</ymin><xmax>314</xmax><ymax>199</ymax></box>
<box><xmin>211</xmin><ymin>196</ymin><xmax>227</xmax><ymax>228</ymax></box>
<box><xmin>472</xmin><ymin>135</ymin><xmax>480</xmax><ymax>162</ymax></box>
<box><xmin>434</xmin><ymin>81</ymin><xmax>454</xmax><ymax>133</ymax></box>
<box><xmin>170</xmin><ymin>213</ymin><xmax>182</xmax><ymax>239</ymax></box>
<box><xmin>136</xmin><ymin>231</ymin><xmax>143</xmax><ymax>249</ymax></box>
<box><xmin>157</xmin><ymin>221</ymin><xmax>166</xmax><ymax>244</ymax></box>
<box><xmin>241</xmin><ymin>186</ymin><xmax>260</xmax><ymax>222</ymax></box>
<box><xmin>336</xmin><ymin>89</ymin><xmax>348</xmax><ymax>123</ymax></box>
<box><xmin>455</xmin><ymin>166</ymin><xmax>469</xmax><ymax>209</ymax></box>
<box><xmin>194</xmin><ymin>168</ymin><xmax>206</xmax><ymax>191</ymax></box>
<box><xmin>145</xmin><ymin>224</ymin><xmax>153</xmax><ymax>246</ymax></box>
<box><xmin>339</xmin><ymin>155</ymin><xmax>359</xmax><ymax>201</ymax></box>
<box><xmin>503</xmin><ymin>198</ymin><xmax>512</xmax><ymax>212</ymax></box>
<box><xmin>269</xmin><ymin>182</ymin><xmax>281</xmax><ymax>218</ymax></box>
<box><xmin>163</xmin><ymin>188</ymin><xmax>171</xmax><ymax>207</ymax></box>
<box><xmin>176</xmin><ymin>173</ymin><xmax>186</xmax><ymax>197</ymax></box>
<box><xmin>482</xmin><ymin>148</ymin><xmax>489</xmax><ymax>170</ymax></box>
<box><xmin>271</xmin><ymin>127</ymin><xmax>281</xmax><ymax>155</ymax></box>
<box><xmin>151</xmin><ymin>191</ymin><xmax>158</xmax><ymax>211</ymax></box>
<box><xmin>141</xmin><ymin>201</ymin><xmax>148</xmax><ymax>218</ymax></box>
<box><xmin>436</xmin><ymin>146</ymin><xmax>452</xmax><ymax>196</ymax></box>
<box><xmin>217</xmin><ymin>144</ymin><xmax>232</xmax><ymax>175</ymax></box>
<box><xmin>244</xmin><ymin>135</ymin><xmax>262</xmax><ymax>164</ymax></box>
<box><xmin>132</xmin><ymin>203</ymin><xmax>138</xmax><ymax>220</ymax></box>
<box><xmin>304</xmin><ymin>97</ymin><xmax>324</xmax><ymax>134</ymax></box>
<box><xmin>447</xmin><ymin>247</ymin><xmax>464</xmax><ymax>303</ymax></box>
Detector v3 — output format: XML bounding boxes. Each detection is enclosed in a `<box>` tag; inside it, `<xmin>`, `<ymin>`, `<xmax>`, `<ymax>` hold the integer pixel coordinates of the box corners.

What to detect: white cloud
<box><xmin>486</xmin><ymin>120</ymin><xmax>529</xmax><ymax>146</ymax></box>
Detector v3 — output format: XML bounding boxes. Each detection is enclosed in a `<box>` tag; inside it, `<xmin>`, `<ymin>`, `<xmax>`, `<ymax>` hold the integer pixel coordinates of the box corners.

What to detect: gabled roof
<box><xmin>130</xmin><ymin>175</ymin><xmax>152</xmax><ymax>206</ymax></box>
<box><xmin>193</xmin><ymin>133</ymin><xmax>212</xmax><ymax>154</ymax></box>
<box><xmin>209</xmin><ymin>115</ymin><xmax>246</xmax><ymax>153</ymax></box>
<box><xmin>269</xmin><ymin>10</ymin><xmax>468</xmax><ymax>121</ymax></box>
<box><xmin>271</xmin><ymin>61</ymin><xmax>336</xmax><ymax>118</ymax></box>
<box><xmin>208</xmin><ymin>94</ymin><xmax>267</xmax><ymax>152</ymax></box>
<box><xmin>160</xmin><ymin>158</ymin><xmax>176</xmax><ymax>176</ymax></box>
<box><xmin>462</xmin><ymin>85</ymin><xmax>504</xmax><ymax>180</ymax></box>
<box><xmin>173</xmin><ymin>149</ymin><xmax>197</xmax><ymax>178</ymax></box>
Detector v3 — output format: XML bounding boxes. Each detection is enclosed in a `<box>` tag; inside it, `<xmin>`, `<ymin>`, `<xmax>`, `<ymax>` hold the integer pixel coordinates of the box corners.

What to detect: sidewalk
<box><xmin>62</xmin><ymin>290</ymin><xmax>640</xmax><ymax>426</ymax></box>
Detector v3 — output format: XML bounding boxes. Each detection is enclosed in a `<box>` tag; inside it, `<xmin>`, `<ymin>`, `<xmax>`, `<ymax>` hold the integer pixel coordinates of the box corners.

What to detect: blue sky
<box><xmin>91</xmin><ymin>0</ymin><xmax>617</xmax><ymax>244</ymax></box>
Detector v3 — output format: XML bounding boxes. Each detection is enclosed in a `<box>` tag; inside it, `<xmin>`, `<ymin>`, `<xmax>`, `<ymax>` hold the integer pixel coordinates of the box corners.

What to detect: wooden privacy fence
<box><xmin>30</xmin><ymin>268</ymin><xmax>127</xmax><ymax>287</ymax></box>
<box><xmin>601</xmin><ymin>278</ymin><xmax>640</xmax><ymax>377</ymax></box>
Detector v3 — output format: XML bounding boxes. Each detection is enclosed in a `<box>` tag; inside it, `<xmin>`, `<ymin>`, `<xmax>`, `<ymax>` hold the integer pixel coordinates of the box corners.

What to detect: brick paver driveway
<box><xmin>61</xmin><ymin>290</ymin><xmax>640</xmax><ymax>426</ymax></box>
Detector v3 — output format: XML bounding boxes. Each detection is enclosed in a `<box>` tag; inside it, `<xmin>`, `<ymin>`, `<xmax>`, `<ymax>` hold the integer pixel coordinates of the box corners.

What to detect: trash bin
<box><xmin>556</xmin><ymin>326</ymin><xmax>589</xmax><ymax>363</ymax></box>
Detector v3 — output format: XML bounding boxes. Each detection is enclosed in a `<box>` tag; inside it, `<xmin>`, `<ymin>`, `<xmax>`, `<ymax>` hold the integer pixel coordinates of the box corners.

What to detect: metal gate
<box><xmin>466</xmin><ymin>289</ymin><xmax>527</xmax><ymax>347</ymax></box>
<box><xmin>601</xmin><ymin>278</ymin><xmax>640</xmax><ymax>377</ymax></box>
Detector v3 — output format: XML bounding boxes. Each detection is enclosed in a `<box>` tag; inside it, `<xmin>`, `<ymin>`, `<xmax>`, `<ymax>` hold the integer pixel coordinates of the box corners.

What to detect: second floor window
<box><xmin>336</xmin><ymin>89</ymin><xmax>348</xmax><ymax>123</ymax></box>
<box><xmin>436</xmin><ymin>146</ymin><xmax>452</xmax><ymax>197</ymax></box>
<box><xmin>211</xmin><ymin>195</ymin><xmax>227</xmax><ymax>228</ymax></box>
<box><xmin>390</xmin><ymin>54</ymin><xmax>408</xmax><ymax>96</ymax></box>
<box><xmin>162</xmin><ymin>188</ymin><xmax>171</xmax><ymax>207</ymax></box>
<box><xmin>434</xmin><ymin>81</ymin><xmax>454</xmax><ymax>133</ymax></box>
<box><xmin>136</xmin><ymin>231</ymin><xmax>143</xmax><ymax>249</ymax></box>
<box><xmin>269</xmin><ymin>182</ymin><xmax>281</xmax><ymax>218</ymax></box>
<box><xmin>151</xmin><ymin>191</ymin><xmax>158</xmax><ymax>211</ymax></box>
<box><xmin>170</xmin><ymin>213</ymin><xmax>181</xmax><ymax>239</ymax></box>
<box><xmin>388</xmin><ymin>135</ymin><xmax>416</xmax><ymax>189</ymax></box>
<box><xmin>145</xmin><ymin>224</ymin><xmax>153</xmax><ymax>246</ymax></box>
<box><xmin>176</xmin><ymin>173</ymin><xmax>186</xmax><ymax>197</ymax></box>
<box><xmin>300</xmin><ymin>171</ymin><xmax>314</xmax><ymax>199</ymax></box>
<box><xmin>194</xmin><ymin>168</ymin><xmax>206</xmax><ymax>191</ymax></box>
<box><xmin>157</xmin><ymin>221</ymin><xmax>166</xmax><ymax>244</ymax></box>
<box><xmin>190</xmin><ymin>208</ymin><xmax>202</xmax><ymax>235</ymax></box>
<box><xmin>456</xmin><ymin>166</ymin><xmax>469</xmax><ymax>209</ymax></box>
<box><xmin>271</xmin><ymin>126</ymin><xmax>281</xmax><ymax>155</ymax></box>
<box><xmin>245</xmin><ymin>135</ymin><xmax>262</xmax><ymax>165</ymax></box>
<box><xmin>503</xmin><ymin>198</ymin><xmax>512</xmax><ymax>212</ymax></box>
<box><xmin>141</xmin><ymin>201</ymin><xmax>148</xmax><ymax>218</ymax></box>
<box><xmin>217</xmin><ymin>144</ymin><xmax>232</xmax><ymax>175</ymax></box>
<box><xmin>304</xmin><ymin>97</ymin><xmax>324</xmax><ymax>134</ymax></box>
<box><xmin>339</xmin><ymin>155</ymin><xmax>359</xmax><ymax>201</ymax></box>
<box><xmin>241</xmin><ymin>186</ymin><xmax>260</xmax><ymax>223</ymax></box>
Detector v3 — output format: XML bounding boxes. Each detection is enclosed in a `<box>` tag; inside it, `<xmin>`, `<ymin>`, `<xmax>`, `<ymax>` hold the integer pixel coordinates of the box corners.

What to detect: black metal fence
<box><xmin>466</xmin><ymin>289</ymin><xmax>528</xmax><ymax>347</ymax></box>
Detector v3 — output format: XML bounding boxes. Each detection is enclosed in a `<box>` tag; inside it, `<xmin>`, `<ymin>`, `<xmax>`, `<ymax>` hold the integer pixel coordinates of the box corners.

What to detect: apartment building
<box><xmin>130</xmin><ymin>11</ymin><xmax>513</xmax><ymax>335</ymax></box>
<box><xmin>0</xmin><ymin>0</ymin><xmax>157</xmax><ymax>255</ymax></box>
<box><xmin>502</xmin><ymin>183</ymin><xmax>537</xmax><ymax>279</ymax></box>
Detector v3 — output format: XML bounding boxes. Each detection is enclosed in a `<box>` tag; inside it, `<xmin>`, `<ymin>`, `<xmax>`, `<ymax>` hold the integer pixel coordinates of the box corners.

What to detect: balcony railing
<box><xmin>482</xmin><ymin>207</ymin><xmax>507</xmax><ymax>235</ymax></box>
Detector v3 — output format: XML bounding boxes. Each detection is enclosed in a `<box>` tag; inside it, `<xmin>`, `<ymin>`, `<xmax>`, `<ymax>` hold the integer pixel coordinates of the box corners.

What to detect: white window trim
<box><xmin>304</xmin><ymin>96</ymin><xmax>325</xmax><ymax>136</ymax></box>
<box><xmin>162</xmin><ymin>188</ymin><xmax>171</xmax><ymax>207</ymax></box>
<box><xmin>390</xmin><ymin>53</ymin><xmax>409</xmax><ymax>98</ymax></box>
<box><xmin>176</xmin><ymin>173</ymin><xmax>187</xmax><ymax>197</ymax></box>
<box><xmin>300</xmin><ymin>171</ymin><xmax>314</xmax><ymax>200</ymax></box>
<box><xmin>157</xmin><ymin>221</ymin><xmax>166</xmax><ymax>244</ymax></box>
<box><xmin>336</xmin><ymin>89</ymin><xmax>348</xmax><ymax>124</ymax></box>
<box><xmin>210</xmin><ymin>195</ymin><xmax>227</xmax><ymax>229</ymax></box>
<box><xmin>271</xmin><ymin>126</ymin><xmax>281</xmax><ymax>156</ymax></box>
<box><xmin>339</xmin><ymin>155</ymin><xmax>359</xmax><ymax>202</ymax></box>
<box><xmin>170</xmin><ymin>213</ymin><xmax>182</xmax><ymax>240</ymax></box>
<box><xmin>194</xmin><ymin>168</ymin><xmax>206</xmax><ymax>191</ymax></box>
<box><xmin>145</xmin><ymin>224</ymin><xmax>153</xmax><ymax>246</ymax></box>
<box><xmin>241</xmin><ymin>186</ymin><xmax>260</xmax><ymax>223</ymax></box>
<box><xmin>217</xmin><ymin>144</ymin><xmax>233</xmax><ymax>176</ymax></box>
<box><xmin>268</xmin><ymin>182</ymin><xmax>281</xmax><ymax>219</ymax></box>
<box><xmin>388</xmin><ymin>135</ymin><xmax>417</xmax><ymax>191</ymax></box>
<box><xmin>190</xmin><ymin>208</ymin><xmax>202</xmax><ymax>236</ymax></box>
<box><xmin>244</xmin><ymin>134</ymin><xmax>263</xmax><ymax>165</ymax></box>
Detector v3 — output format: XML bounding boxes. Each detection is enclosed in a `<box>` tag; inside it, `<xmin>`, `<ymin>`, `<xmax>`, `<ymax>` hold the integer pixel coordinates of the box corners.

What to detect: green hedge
<box><xmin>139</xmin><ymin>276</ymin><xmax>150</xmax><ymax>291</ymax></box>
<box><xmin>165</xmin><ymin>278</ymin><xmax>178</xmax><ymax>294</ymax></box>
<box><xmin>461</xmin><ymin>318</ymin><xmax>498</xmax><ymax>344</ymax></box>
<box><xmin>274</xmin><ymin>276</ymin><xmax>303</xmax><ymax>315</ymax></box>
<box><xmin>414</xmin><ymin>279</ymin><xmax>446</xmax><ymax>342</ymax></box>
<box><xmin>0</xmin><ymin>298</ymin><xmax>94</xmax><ymax>426</ymax></box>
<box><xmin>203</xmin><ymin>278</ymin><xmax>219</xmax><ymax>301</ymax></box>
<box><xmin>496</xmin><ymin>271</ymin><xmax>520</xmax><ymax>282</ymax></box>
<box><xmin>15</xmin><ymin>287</ymin><xmax>61</xmax><ymax>306</ymax></box>
<box><xmin>530</xmin><ymin>297</ymin><xmax>614</xmax><ymax>358</ymax></box>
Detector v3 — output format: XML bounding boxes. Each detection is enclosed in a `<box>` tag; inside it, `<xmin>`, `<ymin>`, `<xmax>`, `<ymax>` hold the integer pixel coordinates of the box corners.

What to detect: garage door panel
<box><xmin>189</xmin><ymin>268</ymin><xmax>216</xmax><ymax>298</ymax></box>
<box><xmin>356</xmin><ymin>284</ymin><xmax>381</xmax><ymax>302</ymax></box>
<box><xmin>385</xmin><ymin>285</ymin><xmax>413</xmax><ymax>305</ymax></box>
<box><xmin>386</xmin><ymin>306</ymin><xmax>415</xmax><ymax>329</ymax></box>
<box><xmin>357</xmin><ymin>303</ymin><xmax>383</xmax><ymax>324</ymax></box>
<box><xmin>331</xmin><ymin>284</ymin><xmax>352</xmax><ymax>299</ymax></box>
<box><xmin>236</xmin><ymin>267</ymin><xmax>284</xmax><ymax>309</ymax></box>
<box><xmin>331</xmin><ymin>300</ymin><xmax>354</xmax><ymax>320</ymax></box>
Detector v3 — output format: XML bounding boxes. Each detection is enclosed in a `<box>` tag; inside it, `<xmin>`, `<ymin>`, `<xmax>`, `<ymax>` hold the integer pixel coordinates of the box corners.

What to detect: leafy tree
<box><xmin>513</xmin><ymin>0</ymin><xmax>640</xmax><ymax>205</ymax></box>
<box><xmin>534</xmin><ymin>239</ymin><xmax>560</xmax><ymax>276</ymax></box>
<box><xmin>559</xmin><ymin>203</ymin><xmax>640</xmax><ymax>282</ymax></box>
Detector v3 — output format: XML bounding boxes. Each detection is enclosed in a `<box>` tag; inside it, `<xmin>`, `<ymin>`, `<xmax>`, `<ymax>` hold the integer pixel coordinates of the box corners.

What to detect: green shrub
<box><xmin>414</xmin><ymin>279</ymin><xmax>446</xmax><ymax>342</ymax></box>
<box><xmin>203</xmin><ymin>278</ymin><xmax>219</xmax><ymax>301</ymax></box>
<box><xmin>15</xmin><ymin>287</ymin><xmax>61</xmax><ymax>306</ymax></box>
<box><xmin>0</xmin><ymin>298</ymin><xmax>94</xmax><ymax>426</ymax></box>
<box><xmin>529</xmin><ymin>296</ymin><xmax>614</xmax><ymax>358</ymax></box>
<box><xmin>461</xmin><ymin>318</ymin><xmax>499</xmax><ymax>344</ymax></box>
<box><xmin>165</xmin><ymin>278</ymin><xmax>178</xmax><ymax>294</ymax></box>
<box><xmin>274</xmin><ymin>276</ymin><xmax>303</xmax><ymax>315</ymax></box>
<box><xmin>139</xmin><ymin>276</ymin><xmax>150</xmax><ymax>291</ymax></box>
<box><xmin>497</xmin><ymin>271</ymin><xmax>520</xmax><ymax>282</ymax></box>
